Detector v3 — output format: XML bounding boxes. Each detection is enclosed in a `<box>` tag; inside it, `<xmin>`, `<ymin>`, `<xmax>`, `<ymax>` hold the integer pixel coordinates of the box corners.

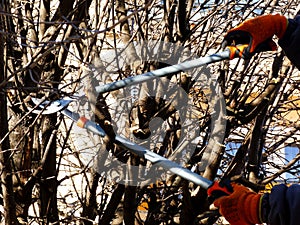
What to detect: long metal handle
<box><xmin>65</xmin><ymin>108</ymin><xmax>213</xmax><ymax>189</ymax></box>
<box><xmin>31</xmin><ymin>50</ymin><xmax>230</xmax><ymax>189</ymax></box>
<box><xmin>95</xmin><ymin>50</ymin><xmax>230</xmax><ymax>94</ymax></box>
<box><xmin>115</xmin><ymin>135</ymin><xmax>213</xmax><ymax>189</ymax></box>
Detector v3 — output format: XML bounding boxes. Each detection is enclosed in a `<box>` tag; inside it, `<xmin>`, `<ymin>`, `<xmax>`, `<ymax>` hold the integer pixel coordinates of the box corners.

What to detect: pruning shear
<box><xmin>29</xmin><ymin>103</ymin><xmax>231</xmax><ymax>201</ymax></box>
<box><xmin>29</xmin><ymin>48</ymin><xmax>245</xmax><ymax>197</ymax></box>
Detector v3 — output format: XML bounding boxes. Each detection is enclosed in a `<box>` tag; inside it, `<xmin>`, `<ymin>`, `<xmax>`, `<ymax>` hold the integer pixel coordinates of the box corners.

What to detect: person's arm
<box><xmin>278</xmin><ymin>16</ymin><xmax>300</xmax><ymax>69</ymax></box>
<box><xmin>212</xmin><ymin>183</ymin><xmax>300</xmax><ymax>225</ymax></box>
<box><xmin>265</xmin><ymin>184</ymin><xmax>300</xmax><ymax>225</ymax></box>
<box><xmin>223</xmin><ymin>14</ymin><xmax>300</xmax><ymax>70</ymax></box>
<box><xmin>222</xmin><ymin>14</ymin><xmax>288</xmax><ymax>59</ymax></box>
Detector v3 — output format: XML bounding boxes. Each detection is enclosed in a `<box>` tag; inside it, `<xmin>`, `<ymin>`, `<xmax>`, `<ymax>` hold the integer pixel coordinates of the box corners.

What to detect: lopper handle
<box><xmin>226</xmin><ymin>44</ymin><xmax>250</xmax><ymax>60</ymax></box>
<box><xmin>226</xmin><ymin>42</ymin><xmax>274</xmax><ymax>60</ymax></box>
<box><xmin>76</xmin><ymin>116</ymin><xmax>106</xmax><ymax>137</ymax></box>
<box><xmin>95</xmin><ymin>50</ymin><xmax>231</xmax><ymax>94</ymax></box>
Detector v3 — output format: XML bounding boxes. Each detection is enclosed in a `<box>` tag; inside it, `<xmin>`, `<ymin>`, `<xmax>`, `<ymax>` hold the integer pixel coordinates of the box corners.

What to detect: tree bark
<box><xmin>82</xmin><ymin>172</ymin><xmax>100</xmax><ymax>225</ymax></box>
<box><xmin>0</xmin><ymin>3</ymin><xmax>18</xmax><ymax>223</ymax></box>
<box><xmin>40</xmin><ymin>115</ymin><xmax>59</xmax><ymax>223</ymax></box>
<box><xmin>98</xmin><ymin>184</ymin><xmax>125</xmax><ymax>225</ymax></box>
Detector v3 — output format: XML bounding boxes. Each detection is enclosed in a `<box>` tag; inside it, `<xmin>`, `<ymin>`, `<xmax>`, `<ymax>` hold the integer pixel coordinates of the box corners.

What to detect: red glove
<box><xmin>213</xmin><ymin>183</ymin><xmax>263</xmax><ymax>225</ymax></box>
<box><xmin>223</xmin><ymin>14</ymin><xmax>288</xmax><ymax>59</ymax></box>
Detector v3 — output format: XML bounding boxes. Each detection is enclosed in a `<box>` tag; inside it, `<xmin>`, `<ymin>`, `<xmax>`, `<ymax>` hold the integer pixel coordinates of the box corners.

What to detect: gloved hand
<box><xmin>213</xmin><ymin>183</ymin><xmax>263</xmax><ymax>225</ymax></box>
<box><xmin>223</xmin><ymin>14</ymin><xmax>288</xmax><ymax>59</ymax></box>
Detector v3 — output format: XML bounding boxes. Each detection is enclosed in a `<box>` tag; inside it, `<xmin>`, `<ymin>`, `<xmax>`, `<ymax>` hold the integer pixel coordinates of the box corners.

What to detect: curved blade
<box><xmin>30</xmin><ymin>97</ymin><xmax>73</xmax><ymax>114</ymax></box>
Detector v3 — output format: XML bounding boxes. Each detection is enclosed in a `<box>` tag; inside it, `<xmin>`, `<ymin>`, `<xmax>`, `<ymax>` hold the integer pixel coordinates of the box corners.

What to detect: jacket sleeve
<box><xmin>278</xmin><ymin>16</ymin><xmax>300</xmax><ymax>69</ymax></box>
<box><xmin>262</xmin><ymin>184</ymin><xmax>300</xmax><ymax>225</ymax></box>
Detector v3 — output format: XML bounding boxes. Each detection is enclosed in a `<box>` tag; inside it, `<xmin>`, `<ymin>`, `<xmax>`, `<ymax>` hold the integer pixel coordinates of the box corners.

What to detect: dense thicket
<box><xmin>0</xmin><ymin>0</ymin><xmax>299</xmax><ymax>224</ymax></box>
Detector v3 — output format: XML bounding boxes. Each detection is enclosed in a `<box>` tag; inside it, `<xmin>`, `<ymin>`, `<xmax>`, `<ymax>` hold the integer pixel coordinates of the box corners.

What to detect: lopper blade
<box><xmin>30</xmin><ymin>97</ymin><xmax>73</xmax><ymax>114</ymax></box>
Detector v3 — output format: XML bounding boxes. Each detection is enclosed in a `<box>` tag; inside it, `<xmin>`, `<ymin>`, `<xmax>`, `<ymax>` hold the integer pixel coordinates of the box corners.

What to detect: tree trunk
<box><xmin>124</xmin><ymin>185</ymin><xmax>137</xmax><ymax>225</ymax></box>
<box><xmin>98</xmin><ymin>184</ymin><xmax>125</xmax><ymax>225</ymax></box>
<box><xmin>0</xmin><ymin>3</ymin><xmax>18</xmax><ymax>223</ymax></box>
<box><xmin>40</xmin><ymin>115</ymin><xmax>59</xmax><ymax>223</ymax></box>
<box><xmin>82</xmin><ymin>172</ymin><xmax>100</xmax><ymax>225</ymax></box>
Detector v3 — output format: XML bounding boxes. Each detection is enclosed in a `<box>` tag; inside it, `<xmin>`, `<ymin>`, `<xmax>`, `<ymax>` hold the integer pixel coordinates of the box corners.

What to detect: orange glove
<box><xmin>223</xmin><ymin>14</ymin><xmax>288</xmax><ymax>59</ymax></box>
<box><xmin>214</xmin><ymin>183</ymin><xmax>263</xmax><ymax>225</ymax></box>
